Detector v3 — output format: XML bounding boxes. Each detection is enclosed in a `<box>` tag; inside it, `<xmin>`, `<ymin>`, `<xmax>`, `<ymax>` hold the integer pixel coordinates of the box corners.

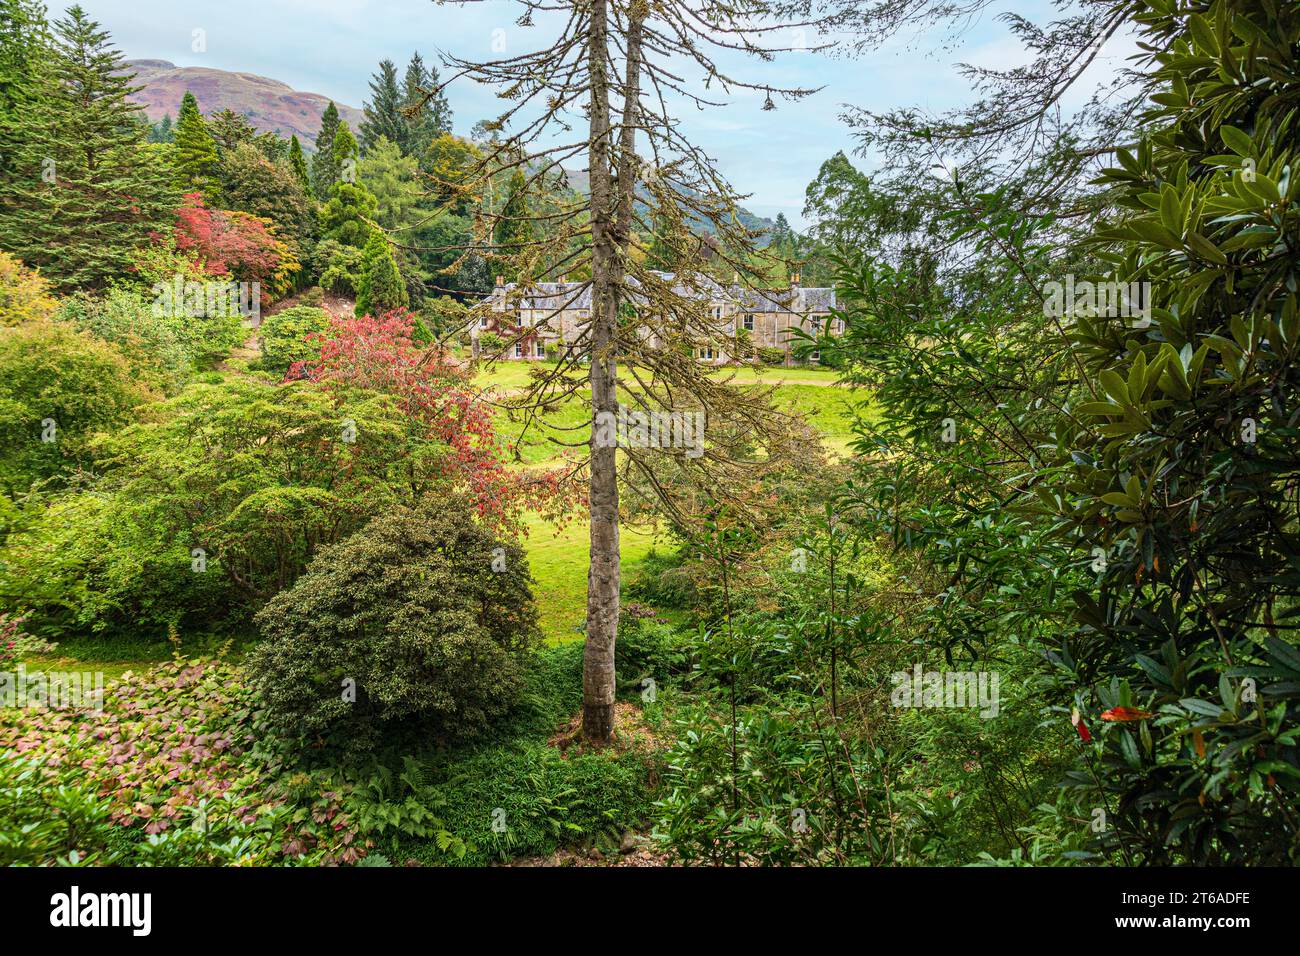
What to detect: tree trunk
<box><xmin>582</xmin><ymin>0</ymin><xmax>620</xmax><ymax>744</ymax></box>
<box><xmin>582</xmin><ymin>0</ymin><xmax>645</xmax><ymax>745</ymax></box>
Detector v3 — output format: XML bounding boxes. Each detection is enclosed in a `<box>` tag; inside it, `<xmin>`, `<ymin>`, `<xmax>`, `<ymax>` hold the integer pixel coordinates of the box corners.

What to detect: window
<box><xmin>810</xmin><ymin>317</ymin><xmax>822</xmax><ymax>333</ymax></box>
<box><xmin>514</xmin><ymin>342</ymin><xmax>523</xmax><ymax>358</ymax></box>
<box><xmin>743</xmin><ymin>313</ymin><xmax>754</xmax><ymax>332</ymax></box>
<box><xmin>810</xmin><ymin>350</ymin><xmax>821</xmax><ymax>363</ymax></box>
<box><xmin>710</xmin><ymin>305</ymin><xmax>723</xmax><ymax>323</ymax></box>
<box><xmin>536</xmin><ymin>341</ymin><xmax>546</xmax><ymax>358</ymax></box>
<box><xmin>699</xmin><ymin>346</ymin><xmax>715</xmax><ymax>360</ymax></box>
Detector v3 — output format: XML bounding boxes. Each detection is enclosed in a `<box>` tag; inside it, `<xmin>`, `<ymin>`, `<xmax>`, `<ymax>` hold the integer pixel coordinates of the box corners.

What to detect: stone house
<box><xmin>475</xmin><ymin>271</ymin><xmax>838</xmax><ymax>366</ymax></box>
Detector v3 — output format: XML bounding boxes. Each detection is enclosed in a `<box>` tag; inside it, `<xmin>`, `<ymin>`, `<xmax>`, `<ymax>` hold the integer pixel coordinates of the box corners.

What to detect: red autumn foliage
<box><xmin>293</xmin><ymin>308</ymin><xmax>575</xmax><ymax>532</ymax></box>
<box><xmin>174</xmin><ymin>192</ymin><xmax>285</xmax><ymax>288</ymax></box>
<box><xmin>1099</xmin><ymin>706</ymin><xmax>1155</xmax><ymax>722</ymax></box>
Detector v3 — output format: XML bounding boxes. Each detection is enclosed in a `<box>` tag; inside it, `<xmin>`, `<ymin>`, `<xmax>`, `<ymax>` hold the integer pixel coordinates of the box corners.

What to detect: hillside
<box><xmin>123</xmin><ymin>59</ymin><xmax>363</xmax><ymax>145</ymax></box>
<box><xmin>563</xmin><ymin>168</ymin><xmax>776</xmax><ymax>244</ymax></box>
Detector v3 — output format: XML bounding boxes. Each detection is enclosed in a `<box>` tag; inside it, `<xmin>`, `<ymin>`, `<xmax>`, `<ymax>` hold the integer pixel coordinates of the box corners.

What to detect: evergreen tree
<box><xmin>310</xmin><ymin>101</ymin><xmax>340</xmax><ymax>195</ymax></box>
<box><xmin>206</xmin><ymin>107</ymin><xmax>256</xmax><ymax>152</ymax></box>
<box><xmin>359</xmin><ymin>58</ymin><xmax>406</xmax><ymax>154</ymax></box>
<box><xmin>174</xmin><ymin>90</ymin><xmax>219</xmax><ymax>195</ymax></box>
<box><xmin>644</xmin><ymin>208</ymin><xmax>681</xmax><ymax>272</ymax></box>
<box><xmin>770</xmin><ymin>212</ymin><xmax>793</xmax><ymax>250</ymax></box>
<box><xmin>148</xmin><ymin>113</ymin><xmax>174</xmax><ymax>143</ymax></box>
<box><xmin>355</xmin><ymin>231</ymin><xmax>407</xmax><ymax>316</ymax></box>
<box><xmin>0</xmin><ymin>5</ymin><xmax>177</xmax><ymax>290</ymax></box>
<box><xmin>331</xmin><ymin>121</ymin><xmax>360</xmax><ymax>185</ymax></box>
<box><xmin>288</xmin><ymin>134</ymin><xmax>312</xmax><ymax>197</ymax></box>
<box><xmin>319</xmin><ymin>127</ymin><xmax>376</xmax><ymax>251</ymax></box>
<box><xmin>360</xmin><ymin>136</ymin><xmax>429</xmax><ymax>303</ymax></box>
<box><xmin>0</xmin><ymin>0</ymin><xmax>51</xmax><ymax>186</ymax></box>
<box><xmin>495</xmin><ymin>168</ymin><xmax>535</xmax><ymax>279</ymax></box>
<box><xmin>219</xmin><ymin>141</ymin><xmax>314</xmax><ymax>248</ymax></box>
<box><xmin>402</xmin><ymin>52</ymin><xmax>451</xmax><ymax>163</ymax></box>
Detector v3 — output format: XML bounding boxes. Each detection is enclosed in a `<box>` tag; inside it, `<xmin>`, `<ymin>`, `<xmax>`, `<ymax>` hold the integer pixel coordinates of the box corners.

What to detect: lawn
<box><xmin>479</xmin><ymin>360</ymin><xmax>872</xmax><ymax>467</ymax></box>
<box><xmin>522</xmin><ymin>511</ymin><xmax>667</xmax><ymax>642</ymax></box>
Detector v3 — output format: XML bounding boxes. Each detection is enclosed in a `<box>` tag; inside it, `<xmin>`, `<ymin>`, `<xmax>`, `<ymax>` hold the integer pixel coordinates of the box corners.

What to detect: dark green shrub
<box><xmin>625</xmin><ymin>547</ymin><xmax>696</xmax><ymax>609</ymax></box>
<box><xmin>615</xmin><ymin>615</ymin><xmax>691</xmax><ymax>688</ymax></box>
<box><xmin>404</xmin><ymin>740</ymin><xmax>654</xmax><ymax>866</ymax></box>
<box><xmin>250</xmin><ymin>498</ymin><xmax>541</xmax><ymax>749</ymax></box>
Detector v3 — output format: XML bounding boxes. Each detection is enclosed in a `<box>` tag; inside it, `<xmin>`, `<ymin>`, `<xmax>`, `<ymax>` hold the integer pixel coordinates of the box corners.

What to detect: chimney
<box><xmin>559</xmin><ymin>274</ymin><xmax>568</xmax><ymax>284</ymax></box>
<box><xmin>790</xmin><ymin>272</ymin><xmax>801</xmax><ymax>288</ymax></box>
<box><xmin>495</xmin><ymin>275</ymin><xmax>504</xmax><ymax>287</ymax></box>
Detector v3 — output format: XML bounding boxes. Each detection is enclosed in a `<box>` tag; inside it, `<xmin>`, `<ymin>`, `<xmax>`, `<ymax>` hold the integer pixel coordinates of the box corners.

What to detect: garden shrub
<box><xmin>0</xmin><ymin>320</ymin><xmax>156</xmax><ymax>493</ymax></box>
<box><xmin>0</xmin><ymin>491</ymin><xmax>234</xmax><ymax>640</ymax></box>
<box><xmin>615</xmin><ymin>615</ymin><xmax>692</xmax><ymax>689</ymax></box>
<box><xmin>58</xmin><ymin>287</ymin><xmax>192</xmax><ymax>393</ymax></box>
<box><xmin>0</xmin><ymin>251</ymin><xmax>59</xmax><ymax>326</ymax></box>
<box><xmin>250</xmin><ymin>497</ymin><xmax>541</xmax><ymax>750</ymax></box>
<box><xmin>93</xmin><ymin>376</ymin><xmax>437</xmax><ymax>606</ymax></box>
<box><xmin>258</xmin><ymin>304</ymin><xmax>330</xmax><ymax>374</ymax></box>
<box><xmin>405</xmin><ymin>740</ymin><xmax>654</xmax><ymax>866</ymax></box>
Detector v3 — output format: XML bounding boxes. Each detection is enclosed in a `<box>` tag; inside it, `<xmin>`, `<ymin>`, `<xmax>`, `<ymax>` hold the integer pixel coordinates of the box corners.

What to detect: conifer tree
<box><xmin>494</xmin><ymin>168</ymin><xmax>534</xmax><ymax>280</ymax></box>
<box><xmin>206</xmin><ymin>107</ymin><xmax>256</xmax><ymax>152</ymax></box>
<box><xmin>0</xmin><ymin>4</ymin><xmax>176</xmax><ymax>290</ymax></box>
<box><xmin>308</xmin><ymin>100</ymin><xmax>338</xmax><ymax>195</ymax></box>
<box><xmin>0</xmin><ymin>0</ymin><xmax>50</xmax><ymax>187</ymax></box>
<box><xmin>354</xmin><ymin>231</ymin><xmax>407</xmax><ymax>316</ymax></box>
<box><xmin>149</xmin><ymin>113</ymin><xmax>174</xmax><ymax>143</ymax></box>
<box><xmin>402</xmin><ymin>52</ymin><xmax>451</xmax><ymax>162</ymax></box>
<box><xmin>174</xmin><ymin>90</ymin><xmax>219</xmax><ymax>195</ymax></box>
<box><xmin>319</xmin><ymin>125</ymin><xmax>376</xmax><ymax>250</ymax></box>
<box><xmin>359</xmin><ymin>58</ymin><xmax>406</xmax><ymax>154</ymax></box>
<box><xmin>288</xmin><ymin>134</ymin><xmax>312</xmax><ymax>198</ymax></box>
<box><xmin>311</xmin><ymin>101</ymin><xmax>341</xmax><ymax>195</ymax></box>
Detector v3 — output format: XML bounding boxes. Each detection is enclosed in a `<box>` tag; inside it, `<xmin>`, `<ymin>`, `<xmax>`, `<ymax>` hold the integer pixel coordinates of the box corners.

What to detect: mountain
<box><xmin>123</xmin><ymin>59</ymin><xmax>363</xmax><ymax>147</ymax></box>
<box><xmin>122</xmin><ymin>59</ymin><xmax>777</xmax><ymax>238</ymax></box>
<box><xmin>562</xmin><ymin>168</ymin><xmax>776</xmax><ymax>245</ymax></box>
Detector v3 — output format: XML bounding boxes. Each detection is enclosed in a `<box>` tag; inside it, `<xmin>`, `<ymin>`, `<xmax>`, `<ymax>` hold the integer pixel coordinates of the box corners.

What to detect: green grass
<box><xmin>523</xmin><ymin>512</ymin><xmax>666</xmax><ymax>642</ymax></box>
<box><xmin>473</xmin><ymin>359</ymin><xmax>845</xmax><ymax>389</ymax></box>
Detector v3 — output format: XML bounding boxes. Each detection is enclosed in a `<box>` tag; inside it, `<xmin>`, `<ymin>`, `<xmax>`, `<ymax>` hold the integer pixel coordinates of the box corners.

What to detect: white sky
<box><xmin>59</xmin><ymin>0</ymin><xmax>1129</xmax><ymax>228</ymax></box>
